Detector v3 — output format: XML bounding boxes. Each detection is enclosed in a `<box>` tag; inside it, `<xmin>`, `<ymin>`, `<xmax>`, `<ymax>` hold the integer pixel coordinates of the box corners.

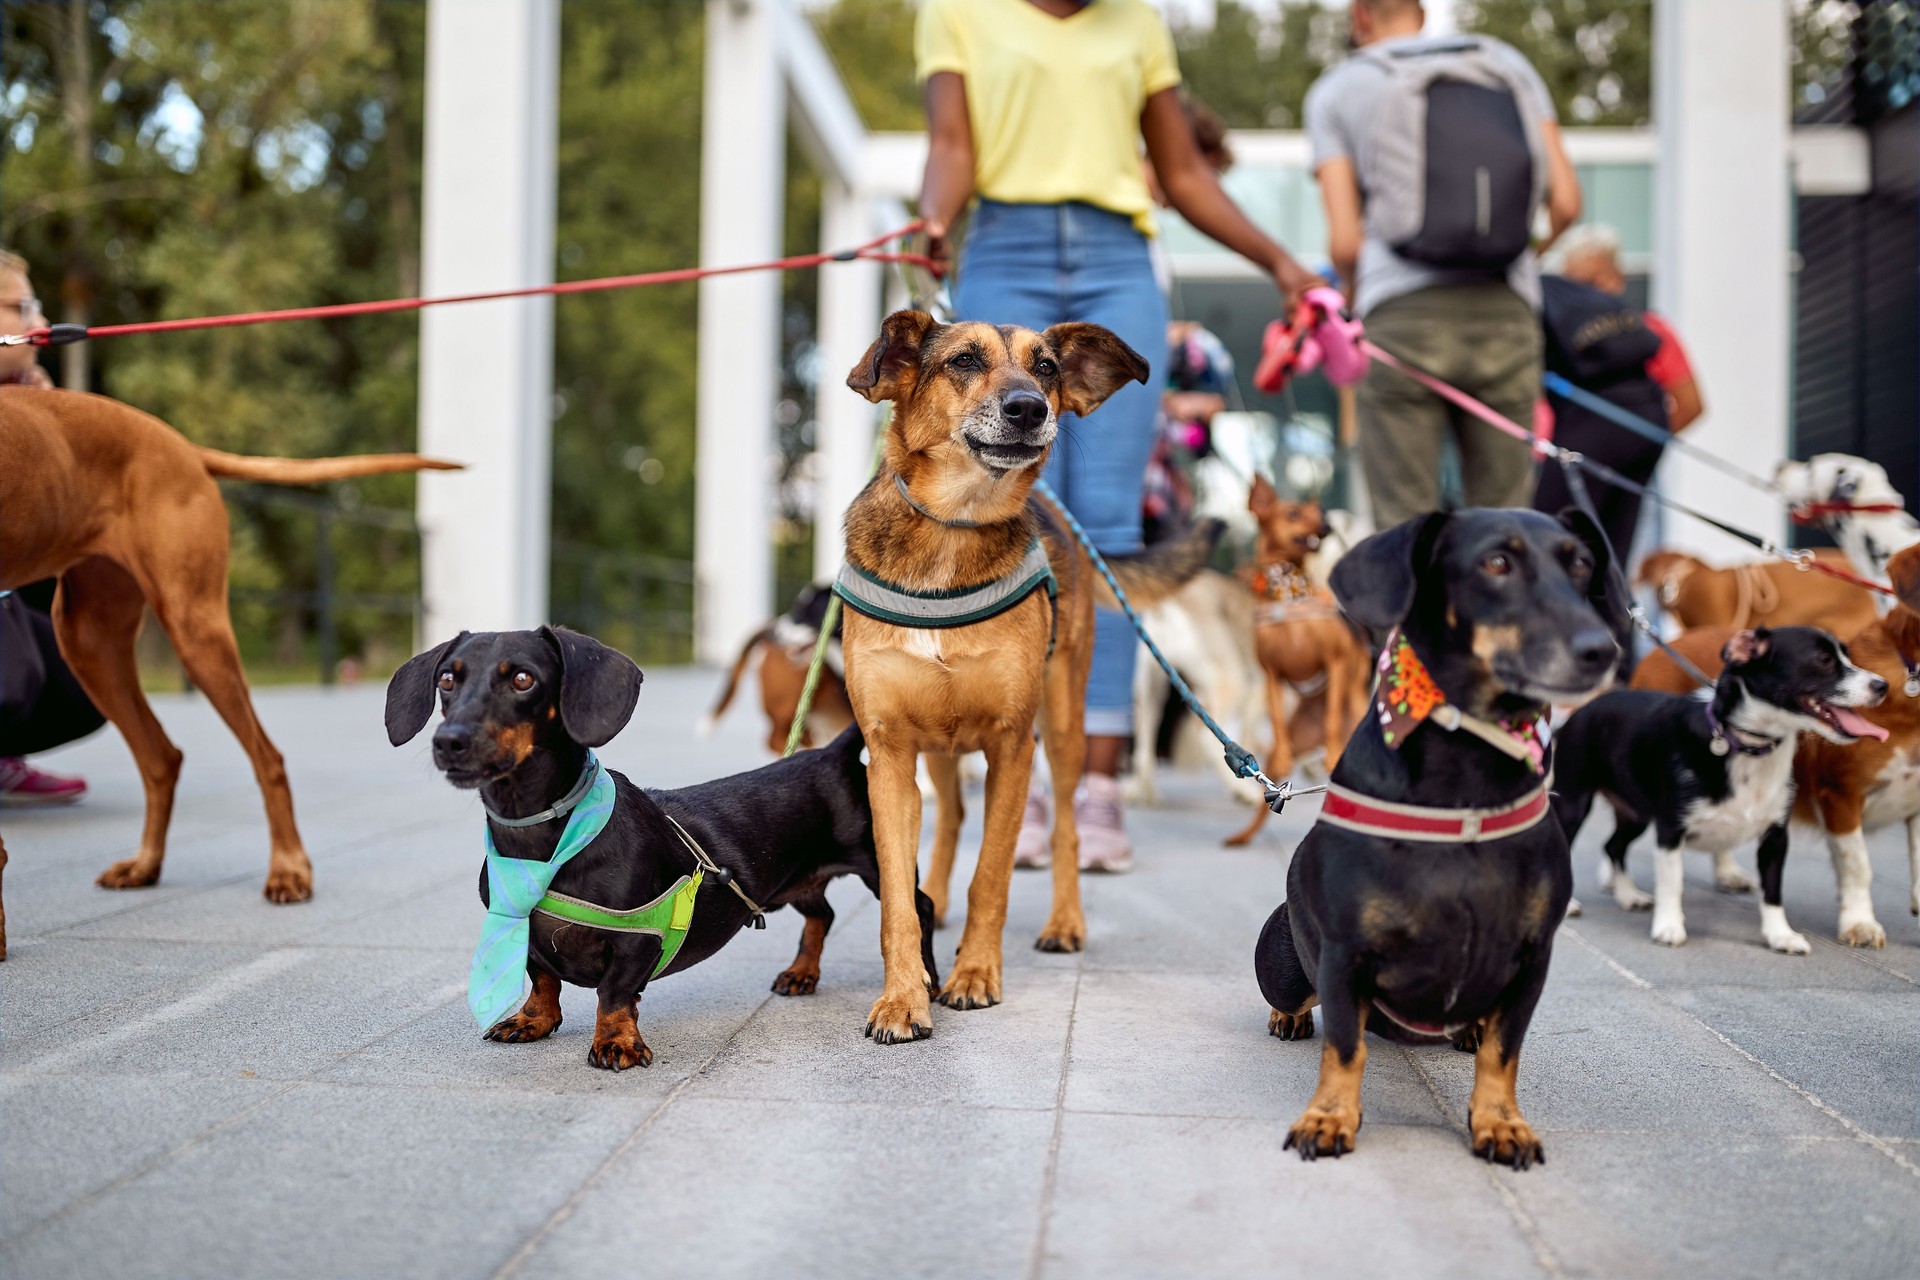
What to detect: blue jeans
<box><xmin>954</xmin><ymin>200</ymin><xmax>1167</xmax><ymax>737</ymax></box>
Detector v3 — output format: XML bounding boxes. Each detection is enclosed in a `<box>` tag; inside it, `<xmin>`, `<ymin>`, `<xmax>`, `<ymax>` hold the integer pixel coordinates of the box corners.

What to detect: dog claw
<box><xmin>771</xmin><ymin>970</ymin><xmax>820</xmax><ymax>996</ymax></box>
<box><xmin>95</xmin><ymin>858</ymin><xmax>161</xmax><ymax>890</ymax></box>
<box><xmin>1268</xmin><ymin>1008</ymin><xmax>1315</xmax><ymax>1041</ymax></box>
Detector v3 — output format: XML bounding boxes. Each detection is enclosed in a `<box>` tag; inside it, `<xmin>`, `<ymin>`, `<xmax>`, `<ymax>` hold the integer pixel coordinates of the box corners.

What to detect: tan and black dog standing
<box><xmin>837</xmin><ymin>311</ymin><xmax>1213</xmax><ymax>1044</ymax></box>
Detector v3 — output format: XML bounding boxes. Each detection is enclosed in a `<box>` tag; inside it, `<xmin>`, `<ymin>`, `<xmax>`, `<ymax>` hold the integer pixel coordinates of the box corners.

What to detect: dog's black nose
<box><xmin>1571</xmin><ymin>627</ymin><xmax>1617</xmax><ymax>672</ymax></box>
<box><xmin>1869</xmin><ymin>675</ymin><xmax>1890</xmax><ymax>700</ymax></box>
<box><xmin>1001</xmin><ymin>391</ymin><xmax>1049</xmax><ymax>434</ymax></box>
<box><xmin>433</xmin><ymin>724</ymin><xmax>473</xmax><ymax>759</ymax></box>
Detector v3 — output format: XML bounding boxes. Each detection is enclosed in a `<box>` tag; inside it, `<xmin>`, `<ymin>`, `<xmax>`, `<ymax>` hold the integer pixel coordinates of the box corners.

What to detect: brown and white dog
<box><xmin>1633</xmin><ymin>542</ymin><xmax>1920</xmax><ymax>943</ymax></box>
<box><xmin>1635</xmin><ymin>547</ymin><xmax>1880</xmax><ymax>638</ymax></box>
<box><xmin>837</xmin><ymin>311</ymin><xmax>1212</xmax><ymax>1044</ymax></box>
<box><xmin>700</xmin><ymin>585</ymin><xmax>854</xmax><ymax>755</ymax></box>
<box><xmin>1225</xmin><ymin>480</ymin><xmax>1368</xmax><ymax>847</ymax></box>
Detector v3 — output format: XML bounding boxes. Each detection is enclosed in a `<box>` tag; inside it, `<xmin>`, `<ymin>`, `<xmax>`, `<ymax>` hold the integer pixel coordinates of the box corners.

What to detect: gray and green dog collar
<box><xmin>833</xmin><ymin>539</ymin><xmax>1057</xmax><ymax>649</ymax></box>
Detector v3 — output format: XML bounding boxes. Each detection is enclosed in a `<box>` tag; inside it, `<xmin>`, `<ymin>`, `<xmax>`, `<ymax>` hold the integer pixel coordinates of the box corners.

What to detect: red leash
<box><xmin>5</xmin><ymin>222</ymin><xmax>933</xmax><ymax>348</ymax></box>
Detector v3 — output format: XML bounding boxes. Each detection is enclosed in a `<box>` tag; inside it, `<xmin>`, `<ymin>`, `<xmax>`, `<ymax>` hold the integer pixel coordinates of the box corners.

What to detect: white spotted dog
<box><xmin>1552</xmin><ymin>627</ymin><xmax>1888</xmax><ymax>953</ymax></box>
<box><xmin>1775</xmin><ymin>454</ymin><xmax>1920</xmax><ymax>605</ymax></box>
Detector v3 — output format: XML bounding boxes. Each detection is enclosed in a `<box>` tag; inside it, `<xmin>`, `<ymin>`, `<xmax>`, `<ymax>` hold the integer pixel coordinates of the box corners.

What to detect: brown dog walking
<box><xmin>836</xmin><ymin>312</ymin><xmax>1213</xmax><ymax>1044</ymax></box>
<box><xmin>0</xmin><ymin>387</ymin><xmax>455</xmax><ymax>938</ymax></box>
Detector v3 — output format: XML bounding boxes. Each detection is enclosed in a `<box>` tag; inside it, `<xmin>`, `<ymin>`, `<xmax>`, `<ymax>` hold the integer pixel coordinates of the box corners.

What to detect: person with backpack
<box><xmin>1304</xmin><ymin>0</ymin><xmax>1582</xmax><ymax>527</ymax></box>
<box><xmin>1532</xmin><ymin>224</ymin><xmax>1706</xmax><ymax>566</ymax></box>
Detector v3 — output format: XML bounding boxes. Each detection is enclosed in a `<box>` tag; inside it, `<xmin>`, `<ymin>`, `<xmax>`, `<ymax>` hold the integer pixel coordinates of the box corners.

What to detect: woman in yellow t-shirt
<box><xmin>916</xmin><ymin>0</ymin><xmax>1314</xmax><ymax>872</ymax></box>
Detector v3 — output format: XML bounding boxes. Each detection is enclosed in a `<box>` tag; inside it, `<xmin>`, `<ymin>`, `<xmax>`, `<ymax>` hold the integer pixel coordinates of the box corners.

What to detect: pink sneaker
<box><xmin>0</xmin><ymin>758</ymin><xmax>87</xmax><ymax>807</ymax></box>
<box><xmin>1013</xmin><ymin>786</ymin><xmax>1051</xmax><ymax>869</ymax></box>
<box><xmin>1075</xmin><ymin>774</ymin><xmax>1132</xmax><ymax>873</ymax></box>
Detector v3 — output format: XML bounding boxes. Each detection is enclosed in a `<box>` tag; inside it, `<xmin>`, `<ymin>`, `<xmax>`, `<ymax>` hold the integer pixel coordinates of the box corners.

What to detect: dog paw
<box><xmin>1651</xmin><ymin>915</ymin><xmax>1688</xmax><ymax>946</ymax></box>
<box><xmin>1451</xmin><ymin>1024</ymin><xmax>1482</xmax><ymax>1054</ymax></box>
<box><xmin>937</xmin><ymin>962</ymin><xmax>1002</xmax><ymax>1011</ymax></box>
<box><xmin>1469</xmin><ymin>1109</ymin><xmax>1544</xmax><ymax>1170</ymax></box>
<box><xmin>1120</xmin><ymin>775</ymin><xmax>1159</xmax><ymax>808</ymax></box>
<box><xmin>1765</xmin><ymin>928</ymin><xmax>1812</xmax><ymax>955</ymax></box>
<box><xmin>1837</xmin><ymin>916</ymin><xmax>1886</xmax><ymax>949</ymax></box>
<box><xmin>1614</xmin><ymin>882</ymin><xmax>1655</xmax><ymax>911</ymax></box>
<box><xmin>1284</xmin><ymin>1105</ymin><xmax>1361</xmax><ymax>1161</ymax></box>
<box><xmin>95</xmin><ymin>858</ymin><xmax>161</xmax><ymax>890</ymax></box>
<box><xmin>587</xmin><ymin>1031</ymin><xmax>652</xmax><ymax>1072</ymax></box>
<box><xmin>486</xmin><ymin>1009</ymin><xmax>562</xmax><ymax>1043</ymax></box>
<box><xmin>262</xmin><ymin>860</ymin><xmax>314</xmax><ymax>904</ymax></box>
<box><xmin>1564</xmin><ymin>896</ymin><xmax>1582</xmax><ymax>918</ymax></box>
<box><xmin>864</xmin><ymin>992</ymin><xmax>932</xmax><ymax>1045</ymax></box>
<box><xmin>1715</xmin><ymin>868</ymin><xmax>1757</xmax><ymax>894</ymax></box>
<box><xmin>1035</xmin><ymin>909</ymin><xmax>1085</xmax><ymax>954</ymax></box>
<box><xmin>1268</xmin><ymin>1008</ymin><xmax>1315</xmax><ymax>1040</ymax></box>
<box><xmin>771</xmin><ymin>966</ymin><xmax>820</xmax><ymax>996</ymax></box>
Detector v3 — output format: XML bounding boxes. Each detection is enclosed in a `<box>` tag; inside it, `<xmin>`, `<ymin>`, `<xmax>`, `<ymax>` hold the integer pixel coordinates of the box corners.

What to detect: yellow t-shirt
<box><xmin>916</xmin><ymin>0</ymin><xmax>1182</xmax><ymax>235</ymax></box>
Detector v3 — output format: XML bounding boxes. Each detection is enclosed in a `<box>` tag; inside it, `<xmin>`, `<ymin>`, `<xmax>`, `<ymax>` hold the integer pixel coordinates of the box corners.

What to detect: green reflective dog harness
<box><xmin>533</xmin><ymin>871</ymin><xmax>702</xmax><ymax>978</ymax></box>
<box><xmin>832</xmin><ymin>537</ymin><xmax>1058</xmax><ymax>650</ymax></box>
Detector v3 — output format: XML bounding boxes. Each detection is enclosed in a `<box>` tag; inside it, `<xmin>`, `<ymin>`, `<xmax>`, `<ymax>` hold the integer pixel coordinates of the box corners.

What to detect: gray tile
<box><xmin>1065</xmin><ymin>970</ymin><xmax>1447</xmax><ymax>1128</ymax></box>
<box><xmin>5</xmin><ymin>946</ymin><xmax>463</xmax><ymax>1082</ymax></box>
<box><xmin>0</xmin><ymin>1074</ymin><xmax>279</xmax><ymax>1237</ymax></box>
<box><xmin>1039</xmin><ymin>1111</ymin><xmax>1544</xmax><ymax>1280</ymax></box>
<box><xmin>0</xmin><ymin>1081</ymin><xmax>655</xmax><ymax>1280</ymax></box>
<box><xmin>1505</xmin><ymin>1131</ymin><xmax>1920</xmax><ymax>1280</ymax></box>
<box><xmin>0</xmin><ymin>937</ymin><xmax>261</xmax><ymax>1043</ymax></box>
<box><xmin>516</xmin><ymin>1096</ymin><xmax>1055</xmax><ymax>1280</ymax></box>
<box><xmin>1663</xmin><ymin>984</ymin><xmax>1920</xmax><ymax>1139</ymax></box>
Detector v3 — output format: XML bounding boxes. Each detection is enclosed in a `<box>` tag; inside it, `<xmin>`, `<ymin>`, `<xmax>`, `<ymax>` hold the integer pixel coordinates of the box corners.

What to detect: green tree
<box><xmin>1169</xmin><ymin>0</ymin><xmax>1343</xmax><ymax>129</ymax></box>
<box><xmin>1457</xmin><ymin>0</ymin><xmax>1654</xmax><ymax>126</ymax></box>
<box><xmin>811</xmin><ymin>0</ymin><xmax>921</xmax><ymax>131</ymax></box>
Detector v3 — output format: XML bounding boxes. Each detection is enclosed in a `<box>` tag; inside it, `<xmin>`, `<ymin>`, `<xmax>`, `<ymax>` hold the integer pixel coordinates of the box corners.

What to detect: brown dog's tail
<box><xmin>697</xmin><ymin>623</ymin><xmax>774</xmax><ymax>737</ymax></box>
<box><xmin>1092</xmin><ymin>518</ymin><xmax>1226</xmax><ymax>613</ymax></box>
<box><xmin>196</xmin><ymin>448</ymin><xmax>463</xmax><ymax>485</ymax></box>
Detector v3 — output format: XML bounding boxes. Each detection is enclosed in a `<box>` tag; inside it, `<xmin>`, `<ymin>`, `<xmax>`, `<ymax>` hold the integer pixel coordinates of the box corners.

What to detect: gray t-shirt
<box><xmin>1304</xmin><ymin>34</ymin><xmax>1556</xmax><ymax>317</ymax></box>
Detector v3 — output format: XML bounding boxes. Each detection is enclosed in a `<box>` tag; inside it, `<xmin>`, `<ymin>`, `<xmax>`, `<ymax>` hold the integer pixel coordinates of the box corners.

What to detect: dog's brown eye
<box><xmin>437</xmin><ymin>672</ymin><xmax>454</xmax><ymax>692</ymax></box>
<box><xmin>1034</xmin><ymin>358</ymin><xmax>1057</xmax><ymax>378</ymax></box>
<box><xmin>950</xmin><ymin>351</ymin><xmax>980</xmax><ymax>371</ymax></box>
<box><xmin>1483</xmin><ymin>553</ymin><xmax>1512</xmax><ymax>577</ymax></box>
<box><xmin>511</xmin><ymin>671</ymin><xmax>536</xmax><ymax>691</ymax></box>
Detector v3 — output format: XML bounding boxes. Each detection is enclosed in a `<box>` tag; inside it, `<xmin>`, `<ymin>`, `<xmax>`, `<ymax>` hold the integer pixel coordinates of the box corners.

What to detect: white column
<box><xmin>415</xmin><ymin>0</ymin><xmax>559</xmax><ymax>642</ymax></box>
<box><xmin>1652</xmin><ymin>0</ymin><xmax>1790</xmax><ymax>560</ymax></box>
<box><xmin>812</xmin><ymin>182</ymin><xmax>884</xmax><ymax>583</ymax></box>
<box><xmin>694</xmin><ymin>0</ymin><xmax>786</xmax><ymax>663</ymax></box>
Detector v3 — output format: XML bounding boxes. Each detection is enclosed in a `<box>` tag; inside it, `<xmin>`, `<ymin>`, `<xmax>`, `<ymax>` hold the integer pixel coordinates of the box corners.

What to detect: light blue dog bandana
<box><xmin>468</xmin><ymin>754</ymin><xmax>616</xmax><ymax>1032</ymax></box>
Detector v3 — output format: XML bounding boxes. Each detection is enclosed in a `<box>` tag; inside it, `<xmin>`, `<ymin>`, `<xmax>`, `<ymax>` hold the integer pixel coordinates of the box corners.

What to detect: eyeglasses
<box><xmin>0</xmin><ymin>296</ymin><xmax>43</xmax><ymax>320</ymax></box>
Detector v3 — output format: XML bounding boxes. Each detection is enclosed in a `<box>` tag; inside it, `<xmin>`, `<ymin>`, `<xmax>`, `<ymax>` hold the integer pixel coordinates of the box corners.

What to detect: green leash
<box><xmin>783</xmin><ymin>593</ymin><xmax>842</xmax><ymax>759</ymax></box>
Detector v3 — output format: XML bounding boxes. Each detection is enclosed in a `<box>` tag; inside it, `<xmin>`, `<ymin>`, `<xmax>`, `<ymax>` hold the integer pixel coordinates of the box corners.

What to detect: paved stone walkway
<box><xmin>3</xmin><ymin>669</ymin><xmax>1916</xmax><ymax>1279</ymax></box>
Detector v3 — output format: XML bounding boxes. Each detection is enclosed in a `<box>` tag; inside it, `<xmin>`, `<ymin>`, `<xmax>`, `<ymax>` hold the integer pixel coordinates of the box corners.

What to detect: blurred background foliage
<box><xmin>1</xmin><ymin>0</ymin><xmax>1853</xmax><ymax>678</ymax></box>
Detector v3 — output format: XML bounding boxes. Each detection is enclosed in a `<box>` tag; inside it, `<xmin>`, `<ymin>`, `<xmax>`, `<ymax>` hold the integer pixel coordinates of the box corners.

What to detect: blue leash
<box><xmin>1034</xmin><ymin>479</ymin><xmax>1323</xmax><ymax>817</ymax></box>
<box><xmin>1541</xmin><ymin>372</ymin><xmax>1782</xmax><ymax>498</ymax></box>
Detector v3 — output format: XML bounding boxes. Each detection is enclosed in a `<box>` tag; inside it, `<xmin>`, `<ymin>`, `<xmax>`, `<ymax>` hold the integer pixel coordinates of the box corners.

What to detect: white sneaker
<box><xmin>1013</xmin><ymin>786</ymin><xmax>1051</xmax><ymax>869</ymax></box>
<box><xmin>1075</xmin><ymin>775</ymin><xmax>1133</xmax><ymax>873</ymax></box>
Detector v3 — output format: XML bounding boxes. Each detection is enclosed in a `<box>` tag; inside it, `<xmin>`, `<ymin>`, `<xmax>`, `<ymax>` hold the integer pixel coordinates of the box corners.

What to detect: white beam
<box><xmin>777</xmin><ymin>0</ymin><xmax>866</xmax><ymax>189</ymax></box>
<box><xmin>812</xmin><ymin>183</ymin><xmax>885</xmax><ymax>583</ymax></box>
<box><xmin>416</xmin><ymin>0</ymin><xmax>559</xmax><ymax>642</ymax></box>
<box><xmin>1653</xmin><ymin>0</ymin><xmax>1790</xmax><ymax>562</ymax></box>
<box><xmin>1790</xmin><ymin>125</ymin><xmax>1872</xmax><ymax>196</ymax></box>
<box><xmin>695</xmin><ymin>0</ymin><xmax>785</xmax><ymax>663</ymax></box>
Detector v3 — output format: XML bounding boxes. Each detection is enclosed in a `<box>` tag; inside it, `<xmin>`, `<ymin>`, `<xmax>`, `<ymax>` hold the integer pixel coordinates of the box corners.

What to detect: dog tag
<box><xmin>1710</xmin><ymin>734</ymin><xmax>1731</xmax><ymax>757</ymax></box>
<box><xmin>1905</xmin><ymin>671</ymin><xmax>1919</xmax><ymax>698</ymax></box>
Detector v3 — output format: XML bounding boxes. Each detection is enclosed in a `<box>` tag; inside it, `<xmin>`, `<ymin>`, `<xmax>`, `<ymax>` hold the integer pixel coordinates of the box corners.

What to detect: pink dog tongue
<box><xmin>1830</xmin><ymin>705</ymin><xmax>1890</xmax><ymax>741</ymax></box>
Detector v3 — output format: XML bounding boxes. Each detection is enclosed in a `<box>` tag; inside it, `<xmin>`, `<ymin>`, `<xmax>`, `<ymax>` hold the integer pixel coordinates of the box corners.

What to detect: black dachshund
<box><xmin>386</xmin><ymin>626</ymin><xmax>938</xmax><ymax>1070</ymax></box>
<box><xmin>1255</xmin><ymin>508</ymin><xmax>1623</xmax><ymax>1168</ymax></box>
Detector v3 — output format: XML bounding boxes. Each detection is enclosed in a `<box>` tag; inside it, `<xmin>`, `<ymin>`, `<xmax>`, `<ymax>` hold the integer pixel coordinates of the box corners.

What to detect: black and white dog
<box><xmin>1774</xmin><ymin>453</ymin><xmax>1920</xmax><ymax>601</ymax></box>
<box><xmin>1553</xmin><ymin>627</ymin><xmax>1887</xmax><ymax>952</ymax></box>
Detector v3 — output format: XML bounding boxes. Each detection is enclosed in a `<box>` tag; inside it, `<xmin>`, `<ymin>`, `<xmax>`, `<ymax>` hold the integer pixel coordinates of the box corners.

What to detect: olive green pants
<box><xmin>1356</xmin><ymin>282</ymin><xmax>1541</xmax><ymax>529</ymax></box>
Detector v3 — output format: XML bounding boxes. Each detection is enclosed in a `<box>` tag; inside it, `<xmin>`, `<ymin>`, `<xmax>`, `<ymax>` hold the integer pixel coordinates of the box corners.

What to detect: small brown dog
<box><xmin>703</xmin><ymin>587</ymin><xmax>854</xmax><ymax>754</ymax></box>
<box><xmin>838</xmin><ymin>311</ymin><xmax>1212</xmax><ymax>1044</ymax></box>
<box><xmin>1635</xmin><ymin>547</ymin><xmax>1920</xmax><ymax>943</ymax></box>
<box><xmin>1225</xmin><ymin>479</ymin><xmax>1368</xmax><ymax>847</ymax></box>
<box><xmin>0</xmin><ymin>387</ymin><xmax>455</xmax><ymax>947</ymax></box>
<box><xmin>1636</xmin><ymin>547</ymin><xmax>1878</xmax><ymax>637</ymax></box>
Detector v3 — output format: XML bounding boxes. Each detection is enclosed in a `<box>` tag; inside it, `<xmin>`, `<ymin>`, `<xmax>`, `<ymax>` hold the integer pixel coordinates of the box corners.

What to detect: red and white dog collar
<box><xmin>1318</xmin><ymin>777</ymin><xmax>1552</xmax><ymax>844</ymax></box>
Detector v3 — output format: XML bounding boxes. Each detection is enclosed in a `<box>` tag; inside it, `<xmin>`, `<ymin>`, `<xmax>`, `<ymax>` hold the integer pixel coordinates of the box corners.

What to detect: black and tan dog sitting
<box><xmin>1255</xmin><ymin>508</ymin><xmax>1623</xmax><ymax>1168</ymax></box>
<box><xmin>385</xmin><ymin>626</ymin><xmax>937</xmax><ymax>1071</ymax></box>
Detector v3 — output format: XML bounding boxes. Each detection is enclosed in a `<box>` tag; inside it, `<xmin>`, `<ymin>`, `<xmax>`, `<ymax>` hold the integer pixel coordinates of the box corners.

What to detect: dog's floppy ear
<box><xmin>1041</xmin><ymin>322</ymin><xmax>1151</xmax><ymax>418</ymax></box>
<box><xmin>1556</xmin><ymin>506</ymin><xmax>1634</xmax><ymax>645</ymax></box>
<box><xmin>1330</xmin><ymin>511</ymin><xmax>1447</xmax><ymax>632</ymax></box>
<box><xmin>540</xmin><ymin>626</ymin><xmax>643</xmax><ymax>748</ymax></box>
<box><xmin>385</xmin><ymin>633</ymin><xmax>467</xmax><ymax>746</ymax></box>
<box><xmin>1721</xmin><ymin>628</ymin><xmax>1771</xmax><ymax>667</ymax></box>
<box><xmin>1888</xmin><ymin>545</ymin><xmax>1920</xmax><ymax>616</ymax></box>
<box><xmin>848</xmin><ymin>310</ymin><xmax>940</xmax><ymax>404</ymax></box>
